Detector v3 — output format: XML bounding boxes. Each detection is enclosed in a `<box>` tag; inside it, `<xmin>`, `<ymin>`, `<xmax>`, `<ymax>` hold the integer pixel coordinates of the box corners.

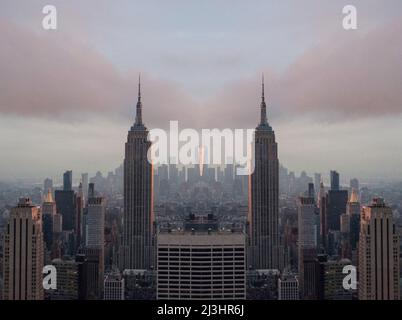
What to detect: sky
<box><xmin>0</xmin><ymin>0</ymin><xmax>402</xmax><ymax>184</ymax></box>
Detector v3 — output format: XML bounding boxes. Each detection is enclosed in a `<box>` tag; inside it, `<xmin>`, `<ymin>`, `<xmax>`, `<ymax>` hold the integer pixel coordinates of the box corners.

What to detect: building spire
<box><xmin>135</xmin><ymin>73</ymin><xmax>143</xmax><ymax>125</ymax></box>
<box><xmin>260</xmin><ymin>73</ymin><xmax>267</xmax><ymax>125</ymax></box>
<box><xmin>262</xmin><ymin>73</ymin><xmax>265</xmax><ymax>102</ymax></box>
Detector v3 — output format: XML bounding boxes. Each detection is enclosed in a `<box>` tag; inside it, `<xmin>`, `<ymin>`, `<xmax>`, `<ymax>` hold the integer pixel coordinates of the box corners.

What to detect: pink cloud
<box><xmin>203</xmin><ymin>19</ymin><xmax>402</xmax><ymax>127</ymax></box>
<box><xmin>0</xmin><ymin>20</ymin><xmax>197</xmax><ymax>128</ymax></box>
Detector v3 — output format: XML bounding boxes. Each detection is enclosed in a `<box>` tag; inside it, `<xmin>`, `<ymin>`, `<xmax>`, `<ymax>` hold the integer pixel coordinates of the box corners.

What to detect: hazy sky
<box><xmin>1</xmin><ymin>0</ymin><xmax>402</xmax><ymax>184</ymax></box>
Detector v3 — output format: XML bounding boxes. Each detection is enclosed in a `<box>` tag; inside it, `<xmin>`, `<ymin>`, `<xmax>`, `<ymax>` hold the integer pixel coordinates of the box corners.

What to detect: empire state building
<box><xmin>121</xmin><ymin>77</ymin><xmax>154</xmax><ymax>270</ymax></box>
<box><xmin>248</xmin><ymin>76</ymin><xmax>279</xmax><ymax>269</ymax></box>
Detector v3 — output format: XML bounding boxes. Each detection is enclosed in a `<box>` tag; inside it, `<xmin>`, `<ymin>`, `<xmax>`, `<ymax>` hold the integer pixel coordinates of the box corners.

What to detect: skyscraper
<box><xmin>326</xmin><ymin>190</ymin><xmax>348</xmax><ymax>231</ymax></box>
<box><xmin>297</xmin><ymin>194</ymin><xmax>318</xmax><ymax>299</ymax></box>
<box><xmin>85</xmin><ymin>195</ymin><xmax>105</xmax><ymax>248</ymax></box>
<box><xmin>330</xmin><ymin>170</ymin><xmax>339</xmax><ymax>191</ymax></box>
<box><xmin>121</xmin><ymin>76</ymin><xmax>153</xmax><ymax>270</ymax></box>
<box><xmin>42</xmin><ymin>189</ymin><xmax>56</xmax><ymax>251</ymax></box>
<box><xmin>358</xmin><ymin>198</ymin><xmax>400</xmax><ymax>300</ymax></box>
<box><xmin>81</xmin><ymin>173</ymin><xmax>89</xmax><ymax>204</ymax></box>
<box><xmin>2</xmin><ymin>198</ymin><xmax>44</xmax><ymax>300</ymax></box>
<box><xmin>63</xmin><ymin>170</ymin><xmax>73</xmax><ymax>191</ymax></box>
<box><xmin>249</xmin><ymin>76</ymin><xmax>279</xmax><ymax>269</ymax></box>
<box><xmin>43</xmin><ymin>178</ymin><xmax>53</xmax><ymax>194</ymax></box>
<box><xmin>314</xmin><ymin>173</ymin><xmax>321</xmax><ymax>196</ymax></box>
<box><xmin>55</xmin><ymin>188</ymin><xmax>76</xmax><ymax>232</ymax></box>
<box><xmin>75</xmin><ymin>183</ymin><xmax>84</xmax><ymax>249</ymax></box>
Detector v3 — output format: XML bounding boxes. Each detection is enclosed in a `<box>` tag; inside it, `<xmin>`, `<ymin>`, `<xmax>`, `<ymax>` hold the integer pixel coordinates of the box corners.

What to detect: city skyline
<box><xmin>1</xmin><ymin>0</ymin><xmax>402</xmax><ymax>181</ymax></box>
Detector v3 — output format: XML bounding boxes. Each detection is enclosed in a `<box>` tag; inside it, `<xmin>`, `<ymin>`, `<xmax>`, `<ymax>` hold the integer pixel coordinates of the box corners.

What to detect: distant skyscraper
<box><xmin>318</xmin><ymin>181</ymin><xmax>327</xmax><ymax>250</ymax></box>
<box><xmin>2</xmin><ymin>198</ymin><xmax>44</xmax><ymax>300</ymax></box>
<box><xmin>81</xmin><ymin>173</ymin><xmax>89</xmax><ymax>203</ymax></box>
<box><xmin>350</xmin><ymin>178</ymin><xmax>359</xmax><ymax>192</ymax></box>
<box><xmin>346</xmin><ymin>189</ymin><xmax>360</xmax><ymax>259</ymax></box>
<box><xmin>55</xmin><ymin>188</ymin><xmax>76</xmax><ymax>231</ymax></box>
<box><xmin>63</xmin><ymin>170</ymin><xmax>73</xmax><ymax>191</ymax></box>
<box><xmin>75</xmin><ymin>183</ymin><xmax>84</xmax><ymax>249</ymax></box>
<box><xmin>298</xmin><ymin>196</ymin><xmax>317</xmax><ymax>250</ymax></box>
<box><xmin>326</xmin><ymin>190</ymin><xmax>348</xmax><ymax>232</ymax></box>
<box><xmin>330</xmin><ymin>170</ymin><xmax>339</xmax><ymax>191</ymax></box>
<box><xmin>249</xmin><ymin>76</ymin><xmax>279</xmax><ymax>269</ymax></box>
<box><xmin>314</xmin><ymin>173</ymin><xmax>321</xmax><ymax>196</ymax></box>
<box><xmin>297</xmin><ymin>194</ymin><xmax>317</xmax><ymax>298</ymax></box>
<box><xmin>358</xmin><ymin>198</ymin><xmax>400</xmax><ymax>300</ymax></box>
<box><xmin>85</xmin><ymin>195</ymin><xmax>105</xmax><ymax>248</ymax></box>
<box><xmin>43</xmin><ymin>178</ymin><xmax>53</xmax><ymax>194</ymax></box>
<box><xmin>42</xmin><ymin>189</ymin><xmax>56</xmax><ymax>251</ymax></box>
<box><xmin>121</xmin><ymin>77</ymin><xmax>153</xmax><ymax>270</ymax></box>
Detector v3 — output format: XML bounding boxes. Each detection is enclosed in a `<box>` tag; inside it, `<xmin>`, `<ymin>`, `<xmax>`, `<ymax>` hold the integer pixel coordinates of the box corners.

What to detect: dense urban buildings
<box><xmin>1</xmin><ymin>82</ymin><xmax>402</xmax><ymax>302</ymax></box>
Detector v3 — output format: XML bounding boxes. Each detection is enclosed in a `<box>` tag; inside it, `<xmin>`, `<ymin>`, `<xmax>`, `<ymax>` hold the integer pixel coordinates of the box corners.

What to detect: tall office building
<box><xmin>55</xmin><ymin>172</ymin><xmax>76</xmax><ymax>232</ymax></box>
<box><xmin>121</xmin><ymin>77</ymin><xmax>153</xmax><ymax>270</ymax></box>
<box><xmin>156</xmin><ymin>221</ymin><xmax>246</xmax><ymax>300</ymax></box>
<box><xmin>314</xmin><ymin>173</ymin><xmax>321</xmax><ymax>196</ymax></box>
<box><xmin>42</xmin><ymin>189</ymin><xmax>56</xmax><ymax>251</ymax></box>
<box><xmin>318</xmin><ymin>181</ymin><xmax>327</xmax><ymax>250</ymax></box>
<box><xmin>2</xmin><ymin>198</ymin><xmax>44</xmax><ymax>300</ymax></box>
<box><xmin>298</xmin><ymin>196</ymin><xmax>316</xmax><ymax>250</ymax></box>
<box><xmin>330</xmin><ymin>170</ymin><xmax>340</xmax><ymax>191</ymax></box>
<box><xmin>358</xmin><ymin>198</ymin><xmax>400</xmax><ymax>300</ymax></box>
<box><xmin>81</xmin><ymin>173</ymin><xmax>89</xmax><ymax>203</ymax></box>
<box><xmin>325</xmin><ymin>171</ymin><xmax>348</xmax><ymax>233</ymax></box>
<box><xmin>78</xmin><ymin>247</ymin><xmax>104</xmax><ymax>299</ymax></box>
<box><xmin>297</xmin><ymin>195</ymin><xmax>317</xmax><ymax>298</ymax></box>
<box><xmin>345</xmin><ymin>189</ymin><xmax>360</xmax><ymax>257</ymax></box>
<box><xmin>249</xmin><ymin>76</ymin><xmax>279</xmax><ymax>269</ymax></box>
<box><xmin>75</xmin><ymin>183</ymin><xmax>84</xmax><ymax>249</ymax></box>
<box><xmin>85</xmin><ymin>196</ymin><xmax>105</xmax><ymax>248</ymax></box>
<box><xmin>63</xmin><ymin>170</ymin><xmax>73</xmax><ymax>191</ymax></box>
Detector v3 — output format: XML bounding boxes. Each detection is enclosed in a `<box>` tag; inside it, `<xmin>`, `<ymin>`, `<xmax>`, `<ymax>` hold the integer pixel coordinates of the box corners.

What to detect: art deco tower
<box><xmin>358</xmin><ymin>198</ymin><xmax>400</xmax><ymax>300</ymax></box>
<box><xmin>248</xmin><ymin>76</ymin><xmax>279</xmax><ymax>269</ymax></box>
<box><xmin>121</xmin><ymin>76</ymin><xmax>153</xmax><ymax>270</ymax></box>
<box><xmin>3</xmin><ymin>198</ymin><xmax>44</xmax><ymax>300</ymax></box>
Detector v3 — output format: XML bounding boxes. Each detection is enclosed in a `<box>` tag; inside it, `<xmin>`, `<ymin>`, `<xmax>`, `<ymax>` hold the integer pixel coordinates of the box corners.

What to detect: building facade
<box><xmin>249</xmin><ymin>77</ymin><xmax>279</xmax><ymax>269</ymax></box>
<box><xmin>157</xmin><ymin>229</ymin><xmax>246</xmax><ymax>300</ymax></box>
<box><xmin>121</xmin><ymin>78</ymin><xmax>154</xmax><ymax>270</ymax></box>
<box><xmin>358</xmin><ymin>198</ymin><xmax>400</xmax><ymax>300</ymax></box>
<box><xmin>2</xmin><ymin>198</ymin><xmax>44</xmax><ymax>300</ymax></box>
